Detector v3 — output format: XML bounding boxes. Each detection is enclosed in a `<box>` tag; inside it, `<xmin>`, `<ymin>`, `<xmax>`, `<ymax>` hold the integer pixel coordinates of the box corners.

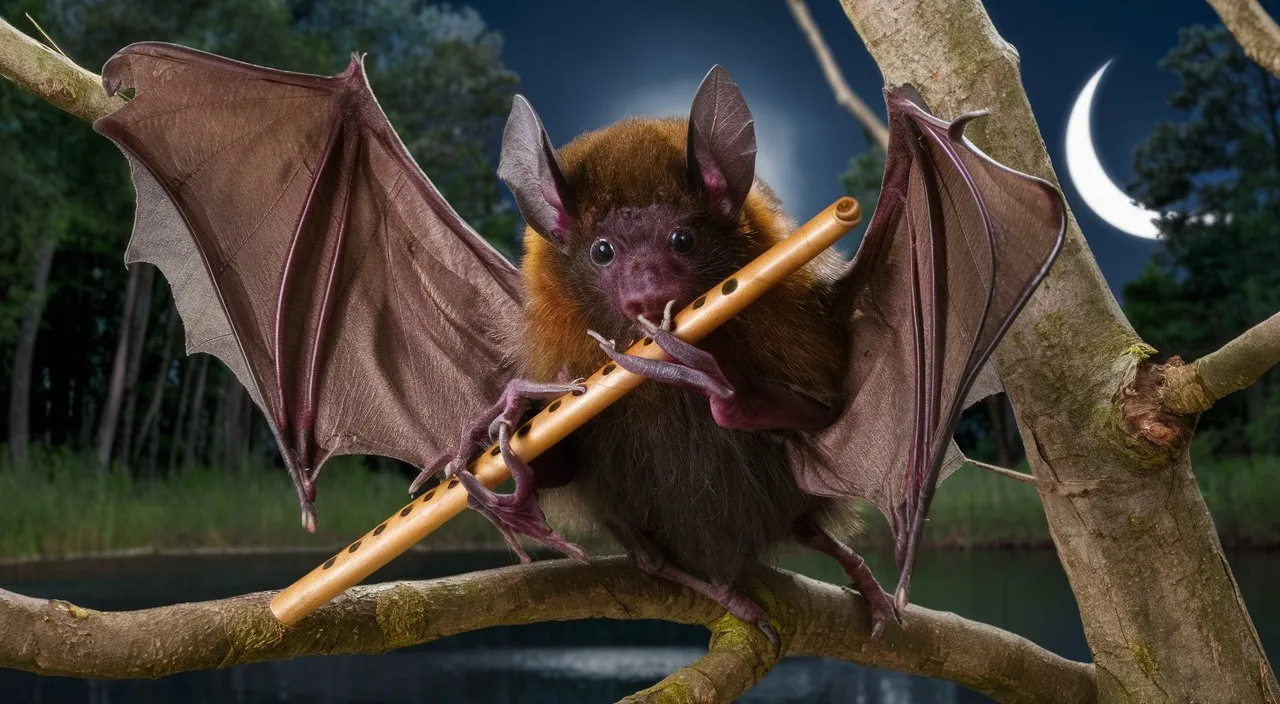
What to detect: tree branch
<box><xmin>0</xmin><ymin>15</ymin><xmax>122</xmax><ymax>122</ymax></box>
<box><xmin>1160</xmin><ymin>311</ymin><xmax>1280</xmax><ymax>415</ymax></box>
<box><xmin>1207</xmin><ymin>0</ymin><xmax>1280</xmax><ymax>81</ymax></box>
<box><xmin>784</xmin><ymin>0</ymin><xmax>890</xmax><ymax>150</ymax></box>
<box><xmin>0</xmin><ymin>558</ymin><xmax>1095</xmax><ymax>704</ymax></box>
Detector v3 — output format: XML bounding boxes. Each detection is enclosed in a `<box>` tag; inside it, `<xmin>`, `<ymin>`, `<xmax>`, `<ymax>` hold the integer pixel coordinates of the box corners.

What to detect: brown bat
<box><xmin>92</xmin><ymin>43</ymin><xmax>1065</xmax><ymax>640</ymax></box>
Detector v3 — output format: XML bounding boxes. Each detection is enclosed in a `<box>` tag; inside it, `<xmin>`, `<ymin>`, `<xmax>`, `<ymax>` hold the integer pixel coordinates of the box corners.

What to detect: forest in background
<box><xmin>0</xmin><ymin>0</ymin><xmax>1276</xmax><ymax>557</ymax></box>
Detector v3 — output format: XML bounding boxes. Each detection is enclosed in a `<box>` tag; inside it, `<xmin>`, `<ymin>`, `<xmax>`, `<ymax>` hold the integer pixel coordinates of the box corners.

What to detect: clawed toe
<box><xmin>847</xmin><ymin>583</ymin><xmax>900</xmax><ymax>643</ymax></box>
<box><xmin>755</xmin><ymin>619</ymin><xmax>780</xmax><ymax>649</ymax></box>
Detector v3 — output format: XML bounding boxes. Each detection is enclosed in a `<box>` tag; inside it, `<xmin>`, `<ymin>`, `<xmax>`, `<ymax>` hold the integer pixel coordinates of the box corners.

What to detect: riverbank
<box><xmin>2</xmin><ymin>449</ymin><xmax>1277</xmax><ymax>559</ymax></box>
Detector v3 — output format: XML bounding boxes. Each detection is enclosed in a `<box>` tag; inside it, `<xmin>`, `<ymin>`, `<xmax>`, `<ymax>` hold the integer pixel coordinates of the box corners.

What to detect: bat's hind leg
<box><xmin>412</xmin><ymin>379</ymin><xmax>589</xmax><ymax>564</ymax></box>
<box><xmin>625</xmin><ymin>534</ymin><xmax>779</xmax><ymax>647</ymax></box>
<box><xmin>794</xmin><ymin>514</ymin><xmax>900</xmax><ymax>639</ymax></box>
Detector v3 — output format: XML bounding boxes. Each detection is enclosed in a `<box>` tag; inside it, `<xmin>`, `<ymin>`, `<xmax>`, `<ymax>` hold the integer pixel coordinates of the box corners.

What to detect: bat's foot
<box><xmin>627</xmin><ymin>541</ymin><xmax>779</xmax><ymax>649</ymax></box>
<box><xmin>794</xmin><ymin>514</ymin><xmax>900</xmax><ymax>641</ymax></box>
<box><xmin>410</xmin><ymin>378</ymin><xmax>586</xmax><ymax>495</ymax></box>
<box><xmin>587</xmin><ymin>320</ymin><xmax>734</xmax><ymax>399</ymax></box>
<box><xmin>457</xmin><ymin>421</ymin><xmax>589</xmax><ymax>564</ymax></box>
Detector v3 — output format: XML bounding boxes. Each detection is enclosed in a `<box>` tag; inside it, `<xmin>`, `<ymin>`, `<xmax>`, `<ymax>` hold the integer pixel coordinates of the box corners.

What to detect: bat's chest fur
<box><xmin>567</xmin><ymin>384</ymin><xmax>819</xmax><ymax>582</ymax></box>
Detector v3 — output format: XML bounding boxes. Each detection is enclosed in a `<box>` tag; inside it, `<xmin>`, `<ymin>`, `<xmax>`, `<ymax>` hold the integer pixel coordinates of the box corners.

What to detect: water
<box><xmin>1</xmin><ymin>549</ymin><xmax>1275</xmax><ymax>702</ymax></box>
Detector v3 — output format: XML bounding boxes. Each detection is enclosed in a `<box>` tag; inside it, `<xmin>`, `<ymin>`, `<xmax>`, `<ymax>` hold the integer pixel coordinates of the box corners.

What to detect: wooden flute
<box><xmin>269</xmin><ymin>196</ymin><xmax>861</xmax><ymax>626</ymax></box>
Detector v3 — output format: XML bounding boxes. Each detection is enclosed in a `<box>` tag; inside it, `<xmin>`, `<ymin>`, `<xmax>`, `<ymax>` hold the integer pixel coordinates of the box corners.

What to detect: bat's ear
<box><xmin>687</xmin><ymin>65</ymin><xmax>757</xmax><ymax>222</ymax></box>
<box><xmin>498</xmin><ymin>95</ymin><xmax>576</xmax><ymax>249</ymax></box>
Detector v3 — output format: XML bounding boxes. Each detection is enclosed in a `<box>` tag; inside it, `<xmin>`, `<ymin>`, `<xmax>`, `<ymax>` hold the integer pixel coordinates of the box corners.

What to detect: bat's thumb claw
<box><xmin>894</xmin><ymin>587</ymin><xmax>909</xmax><ymax>612</ymax></box>
<box><xmin>300</xmin><ymin>503</ymin><xmax>318</xmax><ymax>533</ymax></box>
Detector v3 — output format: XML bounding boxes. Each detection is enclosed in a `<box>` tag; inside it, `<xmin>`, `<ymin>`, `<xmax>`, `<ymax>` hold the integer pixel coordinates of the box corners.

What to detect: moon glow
<box><xmin>1065</xmin><ymin>62</ymin><xmax>1162</xmax><ymax>239</ymax></box>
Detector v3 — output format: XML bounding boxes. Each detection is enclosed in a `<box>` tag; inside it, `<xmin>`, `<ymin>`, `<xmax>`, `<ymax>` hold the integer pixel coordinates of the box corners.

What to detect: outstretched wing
<box><xmin>801</xmin><ymin>85</ymin><xmax>1066</xmax><ymax>606</ymax></box>
<box><xmin>93</xmin><ymin>43</ymin><xmax>524</xmax><ymax>529</ymax></box>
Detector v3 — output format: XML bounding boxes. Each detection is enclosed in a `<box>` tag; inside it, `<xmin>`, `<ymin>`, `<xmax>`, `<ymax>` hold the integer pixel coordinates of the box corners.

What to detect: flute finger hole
<box><xmin>721</xmin><ymin>279</ymin><xmax>738</xmax><ymax>295</ymax></box>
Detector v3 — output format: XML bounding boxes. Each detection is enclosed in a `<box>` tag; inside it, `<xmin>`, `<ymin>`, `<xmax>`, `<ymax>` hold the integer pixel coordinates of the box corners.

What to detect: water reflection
<box><xmin>0</xmin><ymin>549</ymin><xmax>1274</xmax><ymax>703</ymax></box>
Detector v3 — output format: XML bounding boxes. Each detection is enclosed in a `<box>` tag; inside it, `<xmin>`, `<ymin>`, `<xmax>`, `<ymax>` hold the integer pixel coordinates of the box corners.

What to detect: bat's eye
<box><xmin>668</xmin><ymin>229</ymin><xmax>694</xmax><ymax>254</ymax></box>
<box><xmin>590</xmin><ymin>239</ymin><xmax>615</xmax><ymax>266</ymax></box>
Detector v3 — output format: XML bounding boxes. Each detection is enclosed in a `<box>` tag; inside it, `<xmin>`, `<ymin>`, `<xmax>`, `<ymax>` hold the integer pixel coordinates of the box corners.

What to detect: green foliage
<box><xmin>0</xmin><ymin>0</ymin><xmax>520</xmax><ymax>470</ymax></box>
<box><xmin>1125</xmin><ymin>24</ymin><xmax>1280</xmax><ymax>455</ymax></box>
<box><xmin>836</xmin><ymin>142</ymin><xmax>885</xmax><ymax>254</ymax></box>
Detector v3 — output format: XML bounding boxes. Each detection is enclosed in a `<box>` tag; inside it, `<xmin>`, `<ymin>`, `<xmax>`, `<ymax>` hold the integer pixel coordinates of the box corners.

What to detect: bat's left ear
<box><xmin>687</xmin><ymin>65</ymin><xmax>757</xmax><ymax>222</ymax></box>
<box><xmin>498</xmin><ymin>95</ymin><xmax>577</xmax><ymax>249</ymax></box>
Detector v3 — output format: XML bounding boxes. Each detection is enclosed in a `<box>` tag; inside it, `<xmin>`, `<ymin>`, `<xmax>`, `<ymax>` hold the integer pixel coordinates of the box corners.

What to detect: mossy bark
<box><xmin>0</xmin><ymin>559</ymin><xmax>1095</xmax><ymax>703</ymax></box>
<box><xmin>839</xmin><ymin>1</ymin><xmax>1279</xmax><ymax>701</ymax></box>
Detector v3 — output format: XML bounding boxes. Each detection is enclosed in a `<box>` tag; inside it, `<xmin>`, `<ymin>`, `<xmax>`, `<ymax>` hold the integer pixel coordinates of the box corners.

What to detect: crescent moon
<box><xmin>1065</xmin><ymin>62</ymin><xmax>1162</xmax><ymax>239</ymax></box>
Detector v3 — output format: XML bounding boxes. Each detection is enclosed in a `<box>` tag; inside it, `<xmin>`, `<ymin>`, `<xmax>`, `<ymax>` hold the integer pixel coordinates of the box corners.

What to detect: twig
<box><xmin>1161</xmin><ymin>311</ymin><xmax>1280</xmax><ymax>415</ymax></box>
<box><xmin>0</xmin><ymin>558</ymin><xmax>1096</xmax><ymax>704</ymax></box>
<box><xmin>965</xmin><ymin>456</ymin><xmax>1038</xmax><ymax>486</ymax></box>
<box><xmin>1207</xmin><ymin>0</ymin><xmax>1280</xmax><ymax>80</ymax></box>
<box><xmin>0</xmin><ymin>14</ymin><xmax>123</xmax><ymax>122</ymax></box>
<box><xmin>24</xmin><ymin>12</ymin><xmax>66</xmax><ymax>58</ymax></box>
<box><xmin>784</xmin><ymin>0</ymin><xmax>890</xmax><ymax>150</ymax></box>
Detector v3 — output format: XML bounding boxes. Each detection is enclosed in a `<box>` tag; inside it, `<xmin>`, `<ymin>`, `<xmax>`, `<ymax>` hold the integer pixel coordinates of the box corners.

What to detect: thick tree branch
<box><xmin>0</xmin><ymin>558</ymin><xmax>1095</xmax><ymax>704</ymax></box>
<box><xmin>1207</xmin><ymin>0</ymin><xmax>1280</xmax><ymax>80</ymax></box>
<box><xmin>0</xmin><ymin>15</ymin><xmax>122</xmax><ymax>121</ymax></box>
<box><xmin>784</xmin><ymin>0</ymin><xmax>889</xmax><ymax>150</ymax></box>
<box><xmin>1161</xmin><ymin>311</ymin><xmax>1280</xmax><ymax>415</ymax></box>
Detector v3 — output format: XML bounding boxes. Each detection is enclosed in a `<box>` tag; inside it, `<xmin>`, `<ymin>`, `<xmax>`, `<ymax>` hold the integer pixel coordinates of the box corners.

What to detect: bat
<box><xmin>267</xmin><ymin>197</ymin><xmax>862</xmax><ymax>626</ymax></box>
<box><xmin>91</xmin><ymin>42</ymin><xmax>1065</xmax><ymax>639</ymax></box>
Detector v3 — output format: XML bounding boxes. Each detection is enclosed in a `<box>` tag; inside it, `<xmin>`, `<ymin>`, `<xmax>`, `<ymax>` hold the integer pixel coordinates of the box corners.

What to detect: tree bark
<box><xmin>1208</xmin><ymin>0</ymin><xmax>1280</xmax><ymax>81</ymax></box>
<box><xmin>0</xmin><ymin>558</ymin><xmax>1096</xmax><ymax>704</ymax></box>
<box><xmin>94</xmin><ymin>264</ymin><xmax>140</xmax><ymax>471</ymax></box>
<box><xmin>7</xmin><ymin>234</ymin><xmax>56</xmax><ymax>470</ymax></box>
<box><xmin>118</xmin><ymin>264</ymin><xmax>156</xmax><ymax>467</ymax></box>
<box><xmin>838</xmin><ymin>1</ymin><xmax>1279</xmax><ymax>701</ymax></box>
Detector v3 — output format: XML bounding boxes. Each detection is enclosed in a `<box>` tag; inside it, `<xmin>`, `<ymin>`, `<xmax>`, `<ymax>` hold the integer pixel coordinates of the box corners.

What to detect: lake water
<box><xmin>1</xmin><ymin>549</ymin><xmax>1276</xmax><ymax>702</ymax></box>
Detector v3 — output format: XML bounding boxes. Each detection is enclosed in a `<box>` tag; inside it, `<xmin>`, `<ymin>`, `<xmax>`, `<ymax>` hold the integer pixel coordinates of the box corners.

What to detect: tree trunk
<box><xmin>221</xmin><ymin>372</ymin><xmax>246</xmax><ymax>469</ymax></box>
<box><xmin>94</xmin><ymin>265</ymin><xmax>141</xmax><ymax>471</ymax></box>
<box><xmin>7</xmin><ymin>235</ymin><xmax>56</xmax><ymax>471</ymax></box>
<box><xmin>118</xmin><ymin>264</ymin><xmax>156</xmax><ymax>467</ymax></box>
<box><xmin>985</xmin><ymin>394</ymin><xmax>1020</xmax><ymax>466</ymax></box>
<box><xmin>839</xmin><ymin>1</ymin><xmax>1279</xmax><ymax>700</ymax></box>
<box><xmin>182</xmin><ymin>355</ymin><xmax>208</xmax><ymax>470</ymax></box>
<box><xmin>167</xmin><ymin>356</ymin><xmax>194</xmax><ymax>473</ymax></box>
<box><xmin>135</xmin><ymin>303</ymin><xmax>178</xmax><ymax>475</ymax></box>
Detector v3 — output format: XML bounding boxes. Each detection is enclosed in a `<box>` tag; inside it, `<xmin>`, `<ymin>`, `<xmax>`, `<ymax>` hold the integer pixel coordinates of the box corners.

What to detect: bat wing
<box><xmin>93</xmin><ymin>43</ymin><xmax>524</xmax><ymax>529</ymax></box>
<box><xmin>801</xmin><ymin>85</ymin><xmax>1066</xmax><ymax>605</ymax></box>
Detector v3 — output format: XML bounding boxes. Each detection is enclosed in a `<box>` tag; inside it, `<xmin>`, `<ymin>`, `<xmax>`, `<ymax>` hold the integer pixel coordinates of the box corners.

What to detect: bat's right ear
<box><xmin>498</xmin><ymin>95</ymin><xmax>576</xmax><ymax>249</ymax></box>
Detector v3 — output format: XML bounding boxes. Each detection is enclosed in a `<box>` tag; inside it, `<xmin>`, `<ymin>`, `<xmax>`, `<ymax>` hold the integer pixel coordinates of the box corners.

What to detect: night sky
<box><xmin>458</xmin><ymin>0</ymin><xmax>1225</xmax><ymax>297</ymax></box>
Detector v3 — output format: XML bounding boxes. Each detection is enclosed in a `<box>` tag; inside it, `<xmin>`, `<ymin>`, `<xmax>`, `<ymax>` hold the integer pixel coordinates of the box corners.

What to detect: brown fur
<box><xmin>522</xmin><ymin>117</ymin><xmax>860</xmax><ymax>581</ymax></box>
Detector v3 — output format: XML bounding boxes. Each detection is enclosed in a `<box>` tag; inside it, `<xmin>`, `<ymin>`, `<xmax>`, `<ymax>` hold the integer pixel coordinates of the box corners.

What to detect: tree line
<box><xmin>0</xmin><ymin>0</ymin><xmax>519</xmax><ymax>475</ymax></box>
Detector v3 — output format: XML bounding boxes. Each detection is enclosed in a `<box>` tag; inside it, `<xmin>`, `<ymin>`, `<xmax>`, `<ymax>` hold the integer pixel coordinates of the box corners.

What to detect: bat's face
<box><xmin>582</xmin><ymin>202</ymin><xmax>727</xmax><ymax>328</ymax></box>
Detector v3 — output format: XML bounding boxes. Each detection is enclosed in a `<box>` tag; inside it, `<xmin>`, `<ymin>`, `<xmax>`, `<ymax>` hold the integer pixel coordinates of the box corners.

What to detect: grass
<box><xmin>0</xmin><ymin>447</ymin><xmax>497</xmax><ymax>560</ymax></box>
<box><xmin>1</xmin><ymin>447</ymin><xmax>1277</xmax><ymax>559</ymax></box>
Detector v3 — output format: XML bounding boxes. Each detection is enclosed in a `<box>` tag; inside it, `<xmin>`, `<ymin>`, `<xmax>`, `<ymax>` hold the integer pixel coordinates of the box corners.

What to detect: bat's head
<box><xmin>499</xmin><ymin>66</ymin><xmax>773</xmax><ymax>336</ymax></box>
